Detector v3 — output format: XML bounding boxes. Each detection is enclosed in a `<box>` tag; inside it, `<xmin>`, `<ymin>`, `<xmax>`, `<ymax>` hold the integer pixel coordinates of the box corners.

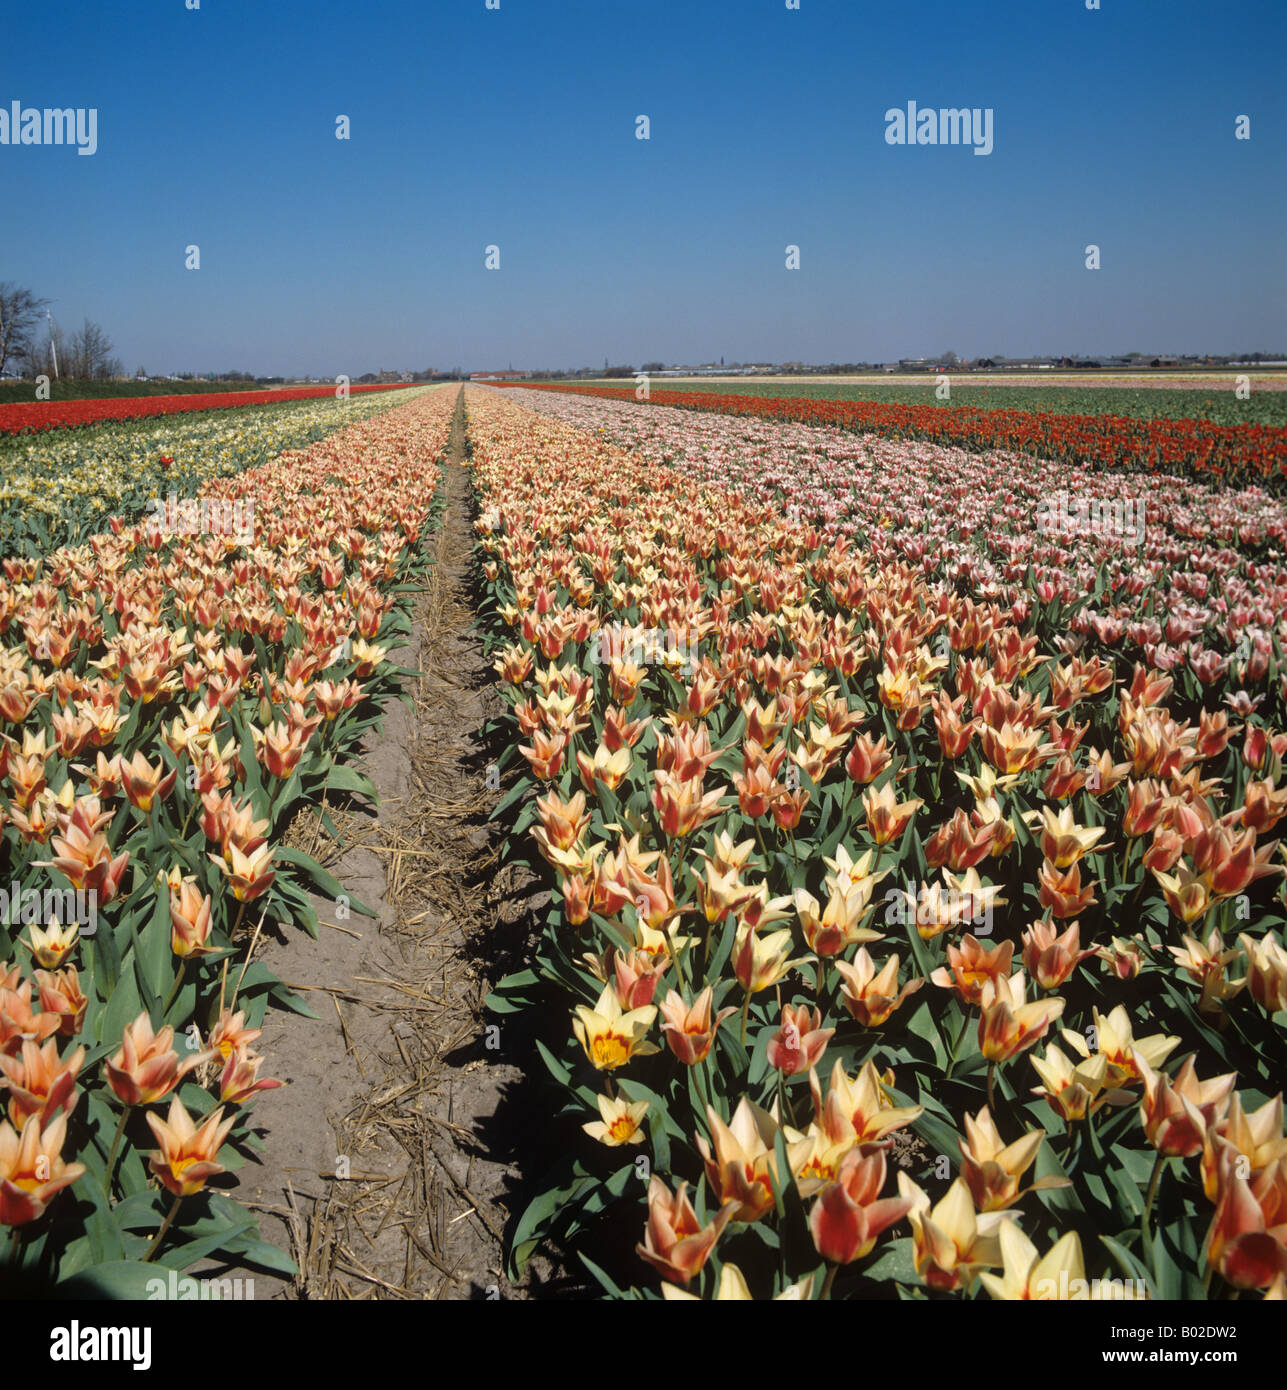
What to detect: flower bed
<box><xmin>0</xmin><ymin>387</ymin><xmax>455</xmax><ymax>1294</ymax></box>
<box><xmin>503</xmin><ymin>381</ymin><xmax>1287</xmax><ymax>489</ymax></box>
<box><xmin>473</xmin><ymin>385</ymin><xmax>1286</xmax><ymax>1301</ymax></box>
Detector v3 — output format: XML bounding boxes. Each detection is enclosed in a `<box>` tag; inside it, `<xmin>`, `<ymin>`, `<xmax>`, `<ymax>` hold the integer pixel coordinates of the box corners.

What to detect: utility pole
<box><xmin>47</xmin><ymin>308</ymin><xmax>58</xmax><ymax>378</ymax></box>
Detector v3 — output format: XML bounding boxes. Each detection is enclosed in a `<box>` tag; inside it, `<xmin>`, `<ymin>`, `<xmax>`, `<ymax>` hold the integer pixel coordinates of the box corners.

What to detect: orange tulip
<box><xmin>978</xmin><ymin>971</ymin><xmax>1065</xmax><ymax>1063</ymax></box>
<box><xmin>809</xmin><ymin>1142</ymin><xmax>912</xmax><ymax>1264</ymax></box>
<box><xmin>658</xmin><ymin>986</ymin><xmax>736</xmax><ymax>1066</ymax></box>
<box><xmin>766</xmin><ymin>1003</ymin><xmax>833</xmax><ymax>1076</ymax></box>
<box><xmin>697</xmin><ymin>1098</ymin><xmax>781</xmax><ymax>1223</ymax></box>
<box><xmin>636</xmin><ymin>1175</ymin><xmax>733</xmax><ymax>1284</ymax></box>
<box><xmin>1021</xmin><ymin>919</ymin><xmax>1097</xmax><ymax>991</ymax></box>
<box><xmin>0</xmin><ymin>1111</ymin><xmax>86</xmax><ymax>1226</ymax></box>
<box><xmin>103</xmin><ymin>1012</ymin><xmax>204</xmax><ymax>1107</ymax></box>
<box><xmin>835</xmin><ymin>949</ymin><xmax>923</xmax><ymax>1028</ymax></box>
<box><xmin>146</xmin><ymin>1095</ymin><xmax>237</xmax><ymax>1197</ymax></box>
<box><xmin>169</xmin><ymin>879</ymin><xmax>215</xmax><ymax>959</ymax></box>
<box><xmin>0</xmin><ymin>1037</ymin><xmax>84</xmax><ymax>1127</ymax></box>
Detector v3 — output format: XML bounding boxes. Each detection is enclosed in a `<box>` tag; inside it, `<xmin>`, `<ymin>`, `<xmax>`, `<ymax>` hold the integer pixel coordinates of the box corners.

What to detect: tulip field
<box><xmin>476</xmin><ymin>383</ymin><xmax>1287</xmax><ymax>1301</ymax></box>
<box><xmin>3</xmin><ymin>372</ymin><xmax>1285</xmax><ymax>1303</ymax></box>
<box><xmin>0</xmin><ymin>386</ymin><xmax>455</xmax><ymax>1294</ymax></box>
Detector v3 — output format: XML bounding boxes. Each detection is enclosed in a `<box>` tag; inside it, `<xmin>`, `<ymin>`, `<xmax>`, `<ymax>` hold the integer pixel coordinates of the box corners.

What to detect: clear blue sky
<box><xmin>1</xmin><ymin>0</ymin><xmax>1283</xmax><ymax>375</ymax></box>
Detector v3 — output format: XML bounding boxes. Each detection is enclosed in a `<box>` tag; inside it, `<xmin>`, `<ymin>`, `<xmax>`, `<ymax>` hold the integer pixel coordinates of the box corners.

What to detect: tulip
<box><xmin>793</xmin><ymin>885</ymin><xmax>884</xmax><ymax>957</ymax></box>
<box><xmin>766</xmin><ymin>1003</ymin><xmax>833</xmax><ymax>1076</ymax></box>
<box><xmin>0</xmin><ymin>1037</ymin><xmax>85</xmax><ymax>1127</ymax></box>
<box><xmin>959</xmin><ymin>1107</ymin><xmax>1067</xmax><ymax>1211</ymax></box>
<box><xmin>582</xmin><ymin>1092</ymin><xmax>649</xmax><ymax>1147</ymax></box>
<box><xmin>732</xmin><ymin>924</ymin><xmax>800</xmax><ymax>994</ymax></box>
<box><xmin>899</xmin><ymin>1173</ymin><xmax>1009</xmax><ymax>1292</ymax></box>
<box><xmin>980</xmin><ymin>1224</ymin><xmax>1093</xmax><ymax>1301</ymax></box>
<box><xmin>0</xmin><ymin>978</ymin><xmax>62</xmax><ymax>1053</ymax></box>
<box><xmin>1240</xmin><ymin>931</ymin><xmax>1287</xmax><ymax>1014</ymax></box>
<box><xmin>1021</xmin><ymin>919</ymin><xmax>1097</xmax><ymax>991</ymax></box>
<box><xmin>0</xmin><ymin>1111</ymin><xmax>86</xmax><ymax>1226</ymax></box>
<box><xmin>1036</xmin><ymin>805</ymin><xmax>1108</xmax><ymax>867</ymax></box>
<box><xmin>809</xmin><ymin>1142</ymin><xmax>912</xmax><ymax>1264</ymax></box>
<box><xmin>531</xmin><ymin>789</ymin><xmax>590</xmax><ymax>855</ymax></box>
<box><xmin>1201</xmin><ymin>1094</ymin><xmax>1287</xmax><ymax>1203</ymax></box>
<box><xmin>861</xmin><ymin>781</ymin><xmax>922</xmax><ymax>845</ymax></box>
<box><xmin>1029</xmin><ymin>1045</ymin><xmax>1121</xmax><ymax>1123</ymax></box>
<box><xmin>1167</xmin><ymin>928</ymin><xmax>1246</xmax><ymax>1014</ymax></box>
<box><xmin>103</xmin><ymin>1012</ymin><xmax>204</xmax><ymax>1107</ymax></box>
<box><xmin>1060</xmin><ymin>1004</ymin><xmax>1179</xmax><ymax>1087</ymax></box>
<box><xmin>1037</xmin><ymin>858</ymin><xmax>1096</xmax><ymax>918</ymax></box>
<box><xmin>169</xmin><ymin>879</ymin><xmax>215</xmax><ymax>959</ymax></box>
<box><xmin>1204</xmin><ymin>1150</ymin><xmax>1287</xmax><ymax>1290</ymax></box>
<box><xmin>218</xmin><ymin>1050</ymin><xmax>284</xmax><ymax>1106</ymax></box>
<box><xmin>636</xmin><ymin>1175</ymin><xmax>733</xmax><ymax>1284</ymax></box>
<box><xmin>146</xmin><ymin>1095</ymin><xmax>237</xmax><ymax>1197</ymax></box>
<box><xmin>931</xmin><ymin>934</ymin><xmax>1015</xmax><ymax>1006</ymax></box>
<box><xmin>835</xmin><ymin>949</ymin><xmax>923</xmax><ymax>1028</ymax></box>
<box><xmin>1097</xmin><ymin>936</ymin><xmax>1146</xmax><ymax>980</ymax></box>
<box><xmin>35</xmin><ymin>965</ymin><xmax>88</xmax><ymax>1037</ymax></box>
<box><xmin>609</xmin><ymin>948</ymin><xmax>668</xmax><ymax>1011</ymax></box>
<box><xmin>118</xmin><ymin>748</ymin><xmax>179</xmax><ymax>812</ymax></box>
<box><xmin>696</xmin><ymin>1099</ymin><xmax>781</xmax><ymax>1223</ymax></box>
<box><xmin>978</xmin><ymin>971</ymin><xmax>1066</xmax><ymax>1064</ymax></box>
<box><xmin>1136</xmin><ymin>1053</ymin><xmax>1236</xmax><ymax>1158</ymax></box>
<box><xmin>571</xmin><ymin>983</ymin><xmax>658</xmax><ymax>1070</ymax></box>
<box><xmin>26</xmin><ymin>919</ymin><xmax>78</xmax><ymax>970</ymax></box>
<box><xmin>845</xmin><ymin>732</ymin><xmax>892</xmax><ymax>784</ymax></box>
<box><xmin>652</xmin><ymin>768</ymin><xmax>726</xmax><ymax>837</ymax></box>
<box><xmin>658</xmin><ymin>986</ymin><xmax>736</xmax><ymax>1066</ymax></box>
<box><xmin>810</xmin><ymin>1058</ymin><xmax>923</xmax><ymax>1146</ymax></box>
<box><xmin>208</xmin><ymin>841</ymin><xmax>276</xmax><ymax>903</ymax></box>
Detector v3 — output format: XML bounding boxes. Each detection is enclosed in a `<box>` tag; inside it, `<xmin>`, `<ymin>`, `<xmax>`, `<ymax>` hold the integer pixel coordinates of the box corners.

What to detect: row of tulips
<box><xmin>504</xmin><ymin>381</ymin><xmax>1287</xmax><ymax>489</ymax></box>
<box><xmin>0</xmin><ymin>382</ymin><xmax>419</xmax><ymax>438</ymax></box>
<box><xmin>0</xmin><ymin>387</ymin><xmax>455</xmax><ymax>1294</ymax></box>
<box><xmin>0</xmin><ymin>386</ymin><xmax>428</xmax><ymax>556</ymax></box>
<box><xmin>500</xmin><ymin>386</ymin><xmax>1287</xmax><ymax>722</ymax></box>
<box><xmin>471</xmin><ymin>385</ymin><xmax>1287</xmax><ymax>1300</ymax></box>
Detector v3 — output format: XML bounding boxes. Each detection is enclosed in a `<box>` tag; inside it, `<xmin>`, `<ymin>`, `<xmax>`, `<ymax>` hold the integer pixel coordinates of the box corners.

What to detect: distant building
<box><xmin>469</xmin><ymin>370</ymin><xmax>528</xmax><ymax>381</ymax></box>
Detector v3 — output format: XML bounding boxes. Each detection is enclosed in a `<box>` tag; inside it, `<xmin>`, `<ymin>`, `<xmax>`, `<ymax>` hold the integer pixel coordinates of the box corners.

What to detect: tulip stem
<box><xmin>143</xmin><ymin>1193</ymin><xmax>184</xmax><ymax>1263</ymax></box>
<box><xmin>5</xmin><ymin>1224</ymin><xmax>20</xmax><ymax>1267</ymax></box>
<box><xmin>985</xmin><ymin>1062</ymin><xmax>997</xmax><ymax>1114</ymax></box>
<box><xmin>1141</xmin><ymin>1150</ymin><xmax>1167</xmax><ymax>1262</ymax></box>
<box><xmin>820</xmin><ymin>1264</ymin><xmax>839</xmax><ymax>1301</ymax></box>
<box><xmin>104</xmin><ymin>1104</ymin><xmax>132</xmax><ymax>1198</ymax></box>
<box><xmin>160</xmin><ymin>959</ymin><xmax>187</xmax><ymax>1020</ymax></box>
<box><xmin>739</xmin><ymin>984</ymin><xmax>752</xmax><ymax>1047</ymax></box>
<box><xmin>179</xmin><ymin>796</ymin><xmax>198</xmax><ymax>842</ymax></box>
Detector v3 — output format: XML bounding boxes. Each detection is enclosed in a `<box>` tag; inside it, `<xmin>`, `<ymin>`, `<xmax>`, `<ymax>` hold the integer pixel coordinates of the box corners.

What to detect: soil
<box><xmin>223</xmin><ymin>388</ymin><xmax>563</xmax><ymax>1299</ymax></box>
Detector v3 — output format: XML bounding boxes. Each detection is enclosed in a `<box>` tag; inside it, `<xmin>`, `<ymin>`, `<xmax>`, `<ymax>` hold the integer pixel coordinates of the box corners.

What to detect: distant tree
<box><xmin>0</xmin><ymin>283</ymin><xmax>50</xmax><ymax>376</ymax></box>
<box><xmin>63</xmin><ymin>319</ymin><xmax>119</xmax><ymax>379</ymax></box>
<box><xmin>641</xmin><ymin>361</ymin><xmax>665</xmax><ymax>373</ymax></box>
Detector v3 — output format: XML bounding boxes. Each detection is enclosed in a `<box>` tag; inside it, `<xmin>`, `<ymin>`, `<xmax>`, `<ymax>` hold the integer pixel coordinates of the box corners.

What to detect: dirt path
<box><xmin>243</xmin><ymin>389</ymin><xmax>554</xmax><ymax>1298</ymax></box>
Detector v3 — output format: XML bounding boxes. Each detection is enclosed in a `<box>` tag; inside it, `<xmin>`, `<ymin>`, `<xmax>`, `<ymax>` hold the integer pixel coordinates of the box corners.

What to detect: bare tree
<box><xmin>0</xmin><ymin>283</ymin><xmax>50</xmax><ymax>376</ymax></box>
<box><xmin>65</xmin><ymin>319</ymin><xmax>118</xmax><ymax>379</ymax></box>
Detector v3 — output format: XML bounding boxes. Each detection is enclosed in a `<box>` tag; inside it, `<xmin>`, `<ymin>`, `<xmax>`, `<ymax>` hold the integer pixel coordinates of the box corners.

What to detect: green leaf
<box><xmin>274</xmin><ymin>844</ymin><xmax>376</xmax><ymax>917</ymax></box>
